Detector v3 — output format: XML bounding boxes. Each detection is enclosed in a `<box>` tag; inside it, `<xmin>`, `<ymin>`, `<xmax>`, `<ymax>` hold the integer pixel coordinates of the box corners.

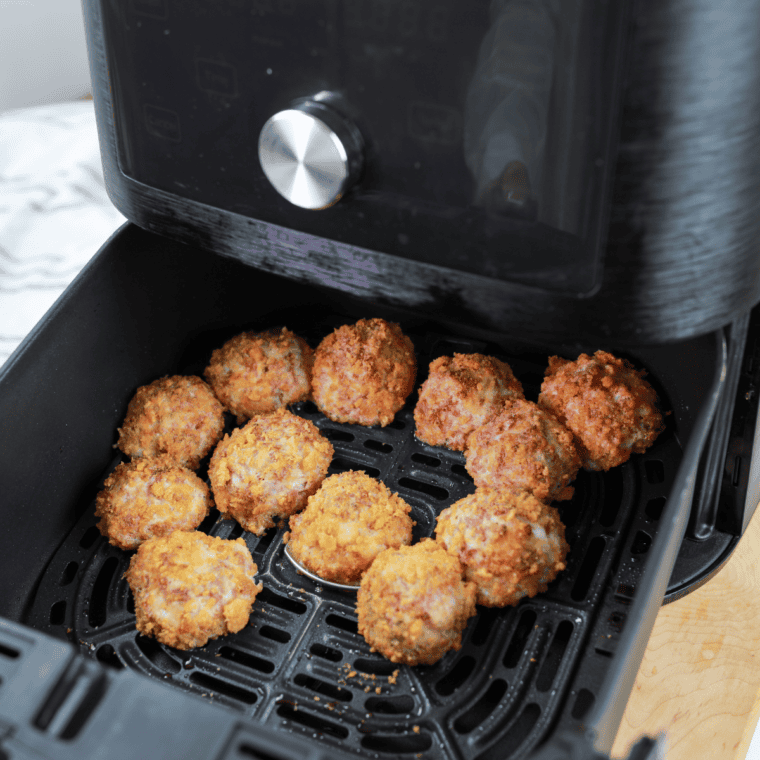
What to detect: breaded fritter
<box><xmin>465</xmin><ymin>399</ymin><xmax>581</xmax><ymax>502</ymax></box>
<box><xmin>117</xmin><ymin>375</ymin><xmax>225</xmax><ymax>470</ymax></box>
<box><xmin>436</xmin><ymin>489</ymin><xmax>569</xmax><ymax>607</ymax></box>
<box><xmin>311</xmin><ymin>318</ymin><xmax>416</xmax><ymax>427</ymax></box>
<box><xmin>538</xmin><ymin>350</ymin><xmax>665</xmax><ymax>471</ymax></box>
<box><xmin>125</xmin><ymin>530</ymin><xmax>262</xmax><ymax>650</ymax></box>
<box><xmin>204</xmin><ymin>328</ymin><xmax>313</xmax><ymax>422</ymax></box>
<box><xmin>208</xmin><ymin>408</ymin><xmax>333</xmax><ymax>535</ymax></box>
<box><xmin>414</xmin><ymin>353</ymin><xmax>524</xmax><ymax>451</ymax></box>
<box><xmin>356</xmin><ymin>539</ymin><xmax>477</xmax><ymax>666</ymax></box>
<box><xmin>286</xmin><ymin>471</ymin><xmax>413</xmax><ymax>585</ymax></box>
<box><xmin>95</xmin><ymin>457</ymin><xmax>212</xmax><ymax>550</ymax></box>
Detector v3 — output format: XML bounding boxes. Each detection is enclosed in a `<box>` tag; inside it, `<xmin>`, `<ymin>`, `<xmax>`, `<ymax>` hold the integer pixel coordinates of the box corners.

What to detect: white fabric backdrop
<box><xmin>0</xmin><ymin>101</ymin><xmax>126</xmax><ymax>366</ymax></box>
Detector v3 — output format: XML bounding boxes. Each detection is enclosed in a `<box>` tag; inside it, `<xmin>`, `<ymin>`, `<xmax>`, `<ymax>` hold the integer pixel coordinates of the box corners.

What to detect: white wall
<box><xmin>0</xmin><ymin>0</ymin><xmax>91</xmax><ymax>112</ymax></box>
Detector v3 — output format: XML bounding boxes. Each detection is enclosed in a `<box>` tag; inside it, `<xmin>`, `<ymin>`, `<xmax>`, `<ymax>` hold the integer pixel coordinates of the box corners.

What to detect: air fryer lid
<box><xmin>84</xmin><ymin>0</ymin><xmax>760</xmax><ymax>344</ymax></box>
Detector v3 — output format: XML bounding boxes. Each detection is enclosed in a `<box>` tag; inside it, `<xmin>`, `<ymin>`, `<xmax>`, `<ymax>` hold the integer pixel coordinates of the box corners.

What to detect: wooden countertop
<box><xmin>611</xmin><ymin>501</ymin><xmax>760</xmax><ymax>759</ymax></box>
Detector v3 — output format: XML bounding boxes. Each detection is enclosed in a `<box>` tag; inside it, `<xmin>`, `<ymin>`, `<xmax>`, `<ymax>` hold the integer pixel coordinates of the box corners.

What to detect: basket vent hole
<box><xmin>0</xmin><ymin>644</ymin><xmax>19</xmax><ymax>660</ymax></box>
<box><xmin>450</xmin><ymin>463</ymin><xmax>472</xmax><ymax>480</ymax></box>
<box><xmin>598</xmin><ymin>468</ymin><xmax>624</xmax><ymax>527</ymax></box>
<box><xmin>536</xmin><ymin>621</ymin><xmax>573</xmax><ymax>692</ymax></box>
<box><xmin>608</xmin><ymin>611</ymin><xmax>626</xmax><ymax>633</ymax></box>
<box><xmin>293</xmin><ymin>674</ymin><xmax>352</xmax><ymax>702</ymax></box>
<box><xmin>454</xmin><ymin>678</ymin><xmax>508</xmax><ymax>734</ymax></box>
<box><xmin>471</xmin><ymin>607</ymin><xmax>501</xmax><ymax>647</ymax></box>
<box><xmin>254</xmin><ymin>527</ymin><xmax>277</xmax><ymax>554</ymax></box>
<box><xmin>365</xmin><ymin>695</ymin><xmax>415</xmax><ymax>715</ymax></box>
<box><xmin>228</xmin><ymin>523</ymin><xmax>244</xmax><ymax>541</ymax></box>
<box><xmin>59</xmin><ymin>561</ymin><xmax>78</xmax><ymax>587</ymax></box>
<box><xmin>322</xmin><ymin>429</ymin><xmax>355</xmax><ymax>443</ymax></box>
<box><xmin>88</xmin><ymin>556</ymin><xmax>119</xmax><ymax>629</ymax></box>
<box><xmin>398</xmin><ymin>477</ymin><xmax>448</xmax><ymax>501</ymax></box>
<box><xmin>218</xmin><ymin>646</ymin><xmax>275</xmax><ymax>674</ymax></box>
<box><xmin>237</xmin><ymin>743</ymin><xmax>285</xmax><ymax>760</ymax></box>
<box><xmin>330</xmin><ymin>458</ymin><xmax>380</xmax><ymax>478</ymax></box>
<box><xmin>503</xmin><ymin>609</ymin><xmax>537</xmax><ymax>669</ymax></box>
<box><xmin>96</xmin><ymin>645</ymin><xmax>124</xmax><ymax>670</ymax></box>
<box><xmin>365</xmin><ymin>439</ymin><xmax>393</xmax><ymax>454</ymax></box>
<box><xmin>645</xmin><ymin>496</ymin><xmax>666</xmax><ymax>520</ymax></box>
<box><xmin>645</xmin><ymin>460</ymin><xmax>665</xmax><ymax>484</ymax></box>
<box><xmin>299</xmin><ymin>401</ymin><xmax>319</xmax><ymax>415</ymax></box>
<box><xmin>49</xmin><ymin>601</ymin><xmax>66</xmax><ymax>626</ymax></box>
<box><xmin>126</xmin><ymin>589</ymin><xmax>135</xmax><ymax>615</ymax></box>
<box><xmin>570</xmin><ymin>536</ymin><xmax>606</xmax><ymax>601</ymax></box>
<box><xmin>630</xmin><ymin>530</ymin><xmax>652</xmax><ymax>555</ymax></box>
<box><xmin>571</xmin><ymin>688</ymin><xmax>596</xmax><ymax>720</ymax></box>
<box><xmin>276</xmin><ymin>703</ymin><xmax>349</xmax><ymax>739</ymax></box>
<box><xmin>387</xmin><ymin>418</ymin><xmax>406</xmax><ymax>430</ymax></box>
<box><xmin>411</xmin><ymin>452</ymin><xmax>441</xmax><ymax>468</ymax></box>
<box><xmin>197</xmin><ymin>510</ymin><xmax>219</xmax><ymax>535</ymax></box>
<box><xmin>352</xmin><ymin>658</ymin><xmax>397</xmax><ymax>676</ymax></box>
<box><xmin>189</xmin><ymin>672</ymin><xmax>258</xmax><ymax>705</ymax></box>
<box><xmin>474</xmin><ymin>703</ymin><xmax>541</xmax><ymax>760</ymax></box>
<box><xmin>310</xmin><ymin>643</ymin><xmax>342</xmax><ymax>662</ymax></box>
<box><xmin>325</xmin><ymin>614</ymin><xmax>358</xmax><ymax>636</ymax></box>
<box><xmin>435</xmin><ymin>655</ymin><xmax>475</xmax><ymax>696</ymax></box>
<box><xmin>79</xmin><ymin>526</ymin><xmax>100</xmax><ymax>549</ymax></box>
<box><xmin>360</xmin><ymin>732</ymin><xmax>432</xmax><ymax>754</ymax></box>
<box><xmin>258</xmin><ymin>588</ymin><xmax>307</xmax><ymax>615</ymax></box>
<box><xmin>259</xmin><ymin>625</ymin><xmax>290</xmax><ymax>643</ymax></box>
<box><xmin>135</xmin><ymin>635</ymin><xmax>180</xmax><ymax>674</ymax></box>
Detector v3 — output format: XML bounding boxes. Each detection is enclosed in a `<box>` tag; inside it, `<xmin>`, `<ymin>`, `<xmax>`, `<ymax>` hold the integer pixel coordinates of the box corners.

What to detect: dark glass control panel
<box><xmin>103</xmin><ymin>0</ymin><xmax>627</xmax><ymax>294</ymax></box>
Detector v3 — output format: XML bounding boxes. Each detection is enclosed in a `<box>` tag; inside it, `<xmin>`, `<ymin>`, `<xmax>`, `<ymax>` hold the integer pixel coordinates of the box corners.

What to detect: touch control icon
<box><xmin>258</xmin><ymin>101</ymin><xmax>363</xmax><ymax>210</ymax></box>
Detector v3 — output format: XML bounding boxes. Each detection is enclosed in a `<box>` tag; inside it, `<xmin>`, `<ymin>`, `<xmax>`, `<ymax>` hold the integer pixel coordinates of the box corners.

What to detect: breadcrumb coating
<box><xmin>357</xmin><ymin>539</ymin><xmax>477</xmax><ymax>666</ymax></box>
<box><xmin>465</xmin><ymin>399</ymin><xmax>581</xmax><ymax>502</ymax></box>
<box><xmin>287</xmin><ymin>471</ymin><xmax>413</xmax><ymax>584</ymax></box>
<box><xmin>414</xmin><ymin>353</ymin><xmax>524</xmax><ymax>450</ymax></box>
<box><xmin>117</xmin><ymin>375</ymin><xmax>225</xmax><ymax>470</ymax></box>
<box><xmin>208</xmin><ymin>409</ymin><xmax>333</xmax><ymax>535</ymax></box>
<box><xmin>311</xmin><ymin>318</ymin><xmax>416</xmax><ymax>427</ymax></box>
<box><xmin>436</xmin><ymin>489</ymin><xmax>569</xmax><ymax>607</ymax></box>
<box><xmin>204</xmin><ymin>328</ymin><xmax>313</xmax><ymax>422</ymax></box>
<box><xmin>538</xmin><ymin>350</ymin><xmax>665</xmax><ymax>471</ymax></box>
<box><xmin>95</xmin><ymin>457</ymin><xmax>212</xmax><ymax>550</ymax></box>
<box><xmin>125</xmin><ymin>531</ymin><xmax>262</xmax><ymax>650</ymax></box>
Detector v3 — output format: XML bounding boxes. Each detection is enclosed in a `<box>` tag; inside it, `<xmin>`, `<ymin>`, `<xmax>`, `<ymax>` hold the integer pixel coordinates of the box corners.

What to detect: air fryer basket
<box><xmin>0</xmin><ymin>225</ymin><xmax>726</xmax><ymax>759</ymax></box>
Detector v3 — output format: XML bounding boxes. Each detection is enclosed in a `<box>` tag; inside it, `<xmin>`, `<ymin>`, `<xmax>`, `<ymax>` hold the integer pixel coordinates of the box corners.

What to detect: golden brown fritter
<box><xmin>436</xmin><ymin>489</ymin><xmax>569</xmax><ymax>607</ymax></box>
<box><xmin>204</xmin><ymin>328</ymin><xmax>313</xmax><ymax>422</ymax></box>
<box><xmin>95</xmin><ymin>457</ymin><xmax>212</xmax><ymax>550</ymax></box>
<box><xmin>286</xmin><ymin>471</ymin><xmax>413</xmax><ymax>585</ymax></box>
<box><xmin>538</xmin><ymin>350</ymin><xmax>665</xmax><ymax>471</ymax></box>
<box><xmin>117</xmin><ymin>375</ymin><xmax>225</xmax><ymax>470</ymax></box>
<box><xmin>208</xmin><ymin>408</ymin><xmax>333</xmax><ymax>535</ymax></box>
<box><xmin>356</xmin><ymin>539</ymin><xmax>477</xmax><ymax>666</ymax></box>
<box><xmin>414</xmin><ymin>353</ymin><xmax>524</xmax><ymax>451</ymax></box>
<box><xmin>311</xmin><ymin>318</ymin><xmax>416</xmax><ymax>427</ymax></box>
<box><xmin>465</xmin><ymin>399</ymin><xmax>581</xmax><ymax>502</ymax></box>
<box><xmin>125</xmin><ymin>530</ymin><xmax>262</xmax><ymax>650</ymax></box>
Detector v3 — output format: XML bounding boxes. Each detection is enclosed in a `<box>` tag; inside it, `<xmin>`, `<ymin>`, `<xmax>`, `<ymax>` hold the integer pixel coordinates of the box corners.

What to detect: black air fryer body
<box><xmin>0</xmin><ymin>1</ymin><xmax>760</xmax><ymax>759</ymax></box>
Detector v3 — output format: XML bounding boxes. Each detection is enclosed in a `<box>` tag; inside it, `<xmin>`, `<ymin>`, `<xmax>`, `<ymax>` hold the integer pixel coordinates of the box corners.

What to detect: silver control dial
<box><xmin>258</xmin><ymin>101</ymin><xmax>363</xmax><ymax>210</ymax></box>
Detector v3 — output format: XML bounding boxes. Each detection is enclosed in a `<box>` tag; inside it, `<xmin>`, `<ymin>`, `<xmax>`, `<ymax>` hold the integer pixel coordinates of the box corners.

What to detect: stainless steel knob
<box><xmin>258</xmin><ymin>101</ymin><xmax>363</xmax><ymax>210</ymax></box>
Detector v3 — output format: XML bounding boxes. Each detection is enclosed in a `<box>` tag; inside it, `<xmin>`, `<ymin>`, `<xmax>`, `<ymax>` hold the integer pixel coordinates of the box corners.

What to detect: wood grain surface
<box><xmin>612</xmin><ymin>501</ymin><xmax>760</xmax><ymax>759</ymax></box>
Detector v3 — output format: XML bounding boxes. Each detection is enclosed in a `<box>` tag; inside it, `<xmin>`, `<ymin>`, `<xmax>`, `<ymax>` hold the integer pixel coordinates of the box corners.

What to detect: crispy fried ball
<box><xmin>125</xmin><ymin>531</ymin><xmax>262</xmax><ymax>650</ymax></box>
<box><xmin>117</xmin><ymin>375</ymin><xmax>224</xmax><ymax>470</ymax></box>
<box><xmin>356</xmin><ymin>539</ymin><xmax>477</xmax><ymax>666</ymax></box>
<box><xmin>465</xmin><ymin>399</ymin><xmax>581</xmax><ymax>502</ymax></box>
<box><xmin>311</xmin><ymin>318</ymin><xmax>416</xmax><ymax>427</ymax></box>
<box><xmin>436</xmin><ymin>489</ymin><xmax>569</xmax><ymax>607</ymax></box>
<box><xmin>95</xmin><ymin>457</ymin><xmax>212</xmax><ymax>550</ymax></box>
<box><xmin>538</xmin><ymin>350</ymin><xmax>665</xmax><ymax>471</ymax></box>
<box><xmin>204</xmin><ymin>328</ymin><xmax>313</xmax><ymax>422</ymax></box>
<box><xmin>286</xmin><ymin>471</ymin><xmax>413</xmax><ymax>585</ymax></box>
<box><xmin>414</xmin><ymin>353</ymin><xmax>524</xmax><ymax>451</ymax></box>
<box><xmin>208</xmin><ymin>409</ymin><xmax>333</xmax><ymax>535</ymax></box>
